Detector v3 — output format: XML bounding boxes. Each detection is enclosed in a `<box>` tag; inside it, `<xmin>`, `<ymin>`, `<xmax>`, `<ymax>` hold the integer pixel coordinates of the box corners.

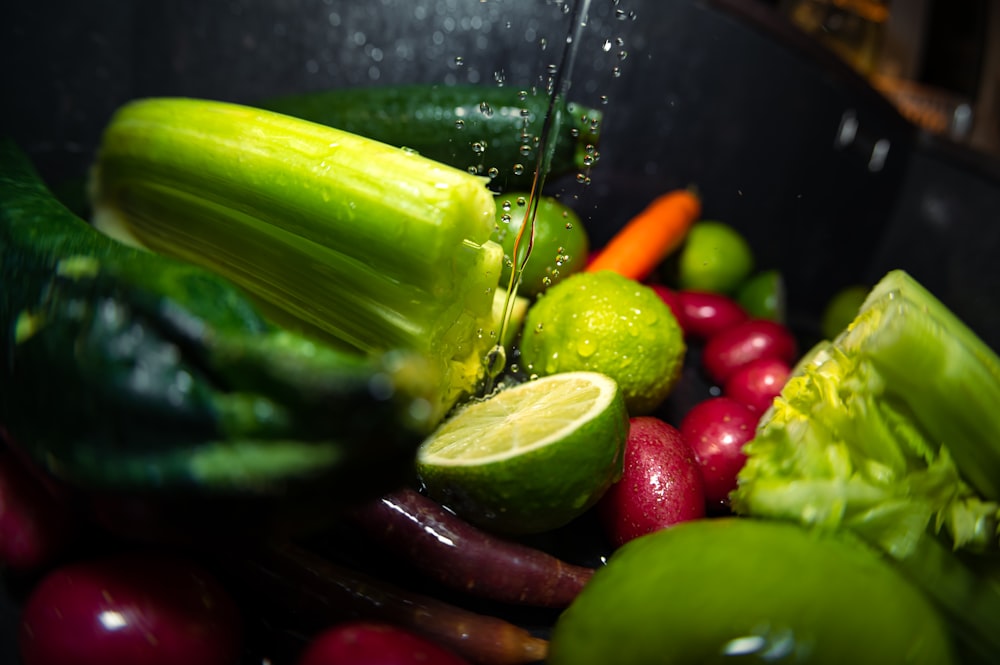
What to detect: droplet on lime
<box><xmin>518</xmin><ymin>271</ymin><xmax>686</xmax><ymax>415</ymax></box>
<box><xmin>491</xmin><ymin>193</ymin><xmax>590</xmax><ymax>297</ymax></box>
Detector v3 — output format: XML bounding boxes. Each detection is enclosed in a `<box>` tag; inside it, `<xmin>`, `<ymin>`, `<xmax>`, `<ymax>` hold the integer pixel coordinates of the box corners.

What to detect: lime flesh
<box><xmin>417</xmin><ymin>371</ymin><xmax>627</xmax><ymax>534</ymax></box>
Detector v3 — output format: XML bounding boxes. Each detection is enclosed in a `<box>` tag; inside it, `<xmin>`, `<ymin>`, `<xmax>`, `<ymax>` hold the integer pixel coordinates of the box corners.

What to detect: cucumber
<box><xmin>548</xmin><ymin>518</ymin><xmax>956</xmax><ymax>664</ymax></box>
<box><xmin>0</xmin><ymin>138</ymin><xmax>438</xmax><ymax>502</ymax></box>
<box><xmin>255</xmin><ymin>84</ymin><xmax>602</xmax><ymax>191</ymax></box>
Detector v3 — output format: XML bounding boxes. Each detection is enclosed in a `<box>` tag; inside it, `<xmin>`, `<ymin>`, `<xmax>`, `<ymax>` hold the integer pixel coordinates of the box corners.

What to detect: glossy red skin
<box><xmin>675</xmin><ymin>290</ymin><xmax>748</xmax><ymax>339</ymax></box>
<box><xmin>649</xmin><ymin>284</ymin><xmax>683</xmax><ymax>324</ymax></box>
<box><xmin>0</xmin><ymin>447</ymin><xmax>77</xmax><ymax>571</ymax></box>
<box><xmin>701</xmin><ymin>318</ymin><xmax>797</xmax><ymax>385</ymax></box>
<box><xmin>18</xmin><ymin>552</ymin><xmax>242</xmax><ymax>665</ymax></box>
<box><xmin>598</xmin><ymin>417</ymin><xmax>705</xmax><ymax>548</ymax></box>
<box><xmin>680</xmin><ymin>397</ymin><xmax>758</xmax><ymax>508</ymax></box>
<box><xmin>724</xmin><ymin>356</ymin><xmax>792</xmax><ymax>413</ymax></box>
<box><xmin>297</xmin><ymin>622</ymin><xmax>470</xmax><ymax>665</ymax></box>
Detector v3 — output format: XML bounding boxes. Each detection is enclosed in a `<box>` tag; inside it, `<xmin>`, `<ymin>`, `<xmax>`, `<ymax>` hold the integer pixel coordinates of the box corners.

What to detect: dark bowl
<box><xmin>4</xmin><ymin>1</ymin><xmax>1000</xmax><ymax>663</ymax></box>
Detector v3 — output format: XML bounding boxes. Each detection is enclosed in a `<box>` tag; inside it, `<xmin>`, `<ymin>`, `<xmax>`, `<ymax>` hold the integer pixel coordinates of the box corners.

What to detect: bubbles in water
<box><xmin>618</xmin><ymin>50</ymin><xmax>628</xmax><ymax>61</ymax></box>
<box><xmin>519</xmin><ymin>144</ymin><xmax>533</xmax><ymax>157</ymax></box>
<box><xmin>454</xmin><ymin>56</ymin><xmax>465</xmax><ymax>66</ymax></box>
<box><xmin>599</xmin><ymin>95</ymin><xmax>609</xmax><ymax>105</ymax></box>
<box><xmin>487</xmin><ymin>167</ymin><xmax>500</xmax><ymax>178</ymax></box>
<box><xmin>479</xmin><ymin>101</ymin><xmax>494</xmax><ymax>117</ymax></box>
<box><xmin>472</xmin><ymin>141</ymin><xmax>487</xmax><ymax>154</ymax></box>
<box><xmin>494</xmin><ymin>69</ymin><xmax>507</xmax><ymax>85</ymax></box>
<box><xmin>512</xmin><ymin>164</ymin><xmax>525</xmax><ymax>176</ymax></box>
<box><xmin>501</xmin><ymin>213</ymin><xmax>512</xmax><ymax>224</ymax></box>
<box><xmin>601</xmin><ymin>39</ymin><xmax>612</xmax><ymax>52</ymax></box>
<box><xmin>576</xmin><ymin>173</ymin><xmax>592</xmax><ymax>185</ymax></box>
<box><xmin>501</xmin><ymin>199</ymin><xmax>512</xmax><ymax>212</ymax></box>
<box><xmin>516</xmin><ymin>196</ymin><xmax>527</xmax><ymax>207</ymax></box>
<box><xmin>455</xmin><ymin>119</ymin><xmax>465</xmax><ymax>130</ymax></box>
<box><xmin>518</xmin><ymin>90</ymin><xmax>528</xmax><ymax>102</ymax></box>
<box><xmin>612</xmin><ymin>66</ymin><xmax>622</xmax><ymax>78</ymax></box>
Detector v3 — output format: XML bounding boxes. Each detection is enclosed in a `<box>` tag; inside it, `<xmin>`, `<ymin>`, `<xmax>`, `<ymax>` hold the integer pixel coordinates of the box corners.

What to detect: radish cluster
<box><xmin>598</xmin><ymin>284</ymin><xmax>800</xmax><ymax>546</ymax></box>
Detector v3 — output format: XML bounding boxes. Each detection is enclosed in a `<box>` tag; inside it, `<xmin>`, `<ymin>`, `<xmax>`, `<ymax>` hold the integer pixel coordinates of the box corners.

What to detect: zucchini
<box><xmin>254</xmin><ymin>84</ymin><xmax>602</xmax><ymax>191</ymax></box>
<box><xmin>0</xmin><ymin>138</ymin><xmax>439</xmax><ymax>502</ymax></box>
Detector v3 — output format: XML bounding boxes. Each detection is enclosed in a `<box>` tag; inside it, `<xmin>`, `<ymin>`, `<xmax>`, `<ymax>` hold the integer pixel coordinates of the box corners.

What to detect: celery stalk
<box><xmin>91</xmin><ymin>97</ymin><xmax>505</xmax><ymax>422</ymax></box>
<box><xmin>731</xmin><ymin>269</ymin><xmax>1000</xmax><ymax>662</ymax></box>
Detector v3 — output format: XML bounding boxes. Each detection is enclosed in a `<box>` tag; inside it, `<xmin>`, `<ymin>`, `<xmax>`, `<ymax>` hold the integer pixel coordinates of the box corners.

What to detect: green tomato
<box><xmin>677</xmin><ymin>220</ymin><xmax>754</xmax><ymax>294</ymax></box>
<box><xmin>491</xmin><ymin>193</ymin><xmax>589</xmax><ymax>297</ymax></box>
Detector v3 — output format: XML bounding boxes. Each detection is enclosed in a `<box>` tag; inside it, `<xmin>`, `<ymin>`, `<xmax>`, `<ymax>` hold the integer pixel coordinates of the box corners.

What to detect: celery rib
<box><xmin>92</xmin><ymin>97</ymin><xmax>505</xmax><ymax>422</ymax></box>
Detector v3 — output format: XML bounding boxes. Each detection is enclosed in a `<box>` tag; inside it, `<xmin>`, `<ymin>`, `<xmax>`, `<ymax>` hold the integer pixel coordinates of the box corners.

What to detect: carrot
<box><xmin>585</xmin><ymin>188</ymin><xmax>701</xmax><ymax>281</ymax></box>
<box><xmin>346</xmin><ymin>488</ymin><xmax>595</xmax><ymax>607</ymax></box>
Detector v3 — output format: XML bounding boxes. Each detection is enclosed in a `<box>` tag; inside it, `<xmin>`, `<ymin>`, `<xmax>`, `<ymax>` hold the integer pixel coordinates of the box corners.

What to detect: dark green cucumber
<box><xmin>0</xmin><ymin>138</ymin><xmax>438</xmax><ymax>500</ymax></box>
<box><xmin>255</xmin><ymin>84</ymin><xmax>602</xmax><ymax>191</ymax></box>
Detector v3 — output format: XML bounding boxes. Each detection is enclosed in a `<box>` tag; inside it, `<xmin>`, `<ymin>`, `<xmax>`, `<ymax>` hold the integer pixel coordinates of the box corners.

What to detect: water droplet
<box><xmin>501</xmin><ymin>213</ymin><xmax>512</xmax><ymax>224</ymax></box>
<box><xmin>577</xmin><ymin>338</ymin><xmax>597</xmax><ymax>357</ymax></box>
<box><xmin>516</xmin><ymin>196</ymin><xmax>527</xmax><ymax>207</ymax></box>
<box><xmin>455</xmin><ymin>119</ymin><xmax>465</xmax><ymax>129</ymax></box>
<box><xmin>501</xmin><ymin>200</ymin><xmax>512</xmax><ymax>212</ymax></box>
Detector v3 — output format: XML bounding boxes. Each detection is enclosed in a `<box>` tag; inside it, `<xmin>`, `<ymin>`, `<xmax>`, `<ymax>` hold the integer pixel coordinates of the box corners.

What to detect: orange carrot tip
<box><xmin>586</xmin><ymin>188</ymin><xmax>701</xmax><ymax>282</ymax></box>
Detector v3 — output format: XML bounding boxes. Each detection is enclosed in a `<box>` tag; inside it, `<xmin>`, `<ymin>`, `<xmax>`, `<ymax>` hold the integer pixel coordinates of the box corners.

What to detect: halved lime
<box><xmin>416</xmin><ymin>371</ymin><xmax>628</xmax><ymax>535</ymax></box>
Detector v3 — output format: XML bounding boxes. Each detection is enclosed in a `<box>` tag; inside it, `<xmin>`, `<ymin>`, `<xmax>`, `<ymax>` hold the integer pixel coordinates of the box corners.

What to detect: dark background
<box><xmin>2</xmin><ymin>0</ymin><xmax>1000</xmax><ymax>661</ymax></box>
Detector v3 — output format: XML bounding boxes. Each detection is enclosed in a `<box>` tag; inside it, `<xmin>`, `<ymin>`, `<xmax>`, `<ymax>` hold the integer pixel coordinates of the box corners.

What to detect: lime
<box><xmin>548</xmin><ymin>518</ymin><xmax>955</xmax><ymax>665</ymax></box>
<box><xmin>518</xmin><ymin>271</ymin><xmax>686</xmax><ymax>414</ymax></box>
<box><xmin>677</xmin><ymin>220</ymin><xmax>754</xmax><ymax>293</ymax></box>
<box><xmin>821</xmin><ymin>284</ymin><xmax>870</xmax><ymax>339</ymax></box>
<box><xmin>416</xmin><ymin>371</ymin><xmax>627</xmax><ymax>535</ymax></box>
<box><xmin>736</xmin><ymin>269</ymin><xmax>786</xmax><ymax>321</ymax></box>
<box><xmin>491</xmin><ymin>193</ymin><xmax>590</xmax><ymax>296</ymax></box>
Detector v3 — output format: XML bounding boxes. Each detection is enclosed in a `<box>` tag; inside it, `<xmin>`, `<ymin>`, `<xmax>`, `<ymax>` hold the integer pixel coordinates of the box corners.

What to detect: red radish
<box><xmin>675</xmin><ymin>290</ymin><xmax>748</xmax><ymax>339</ymax></box>
<box><xmin>650</xmin><ymin>284</ymin><xmax>683</xmax><ymax>324</ymax></box>
<box><xmin>297</xmin><ymin>621</ymin><xmax>470</xmax><ymax>665</ymax></box>
<box><xmin>0</xmin><ymin>447</ymin><xmax>77</xmax><ymax>571</ymax></box>
<box><xmin>724</xmin><ymin>356</ymin><xmax>792</xmax><ymax>413</ymax></box>
<box><xmin>680</xmin><ymin>397</ymin><xmax>758</xmax><ymax>509</ymax></box>
<box><xmin>19</xmin><ymin>552</ymin><xmax>242</xmax><ymax>665</ymax></box>
<box><xmin>597</xmin><ymin>417</ymin><xmax>705</xmax><ymax>548</ymax></box>
<box><xmin>701</xmin><ymin>318</ymin><xmax>797</xmax><ymax>385</ymax></box>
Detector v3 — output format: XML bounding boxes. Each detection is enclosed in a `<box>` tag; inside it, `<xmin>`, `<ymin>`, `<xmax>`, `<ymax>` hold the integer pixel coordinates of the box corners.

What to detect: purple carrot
<box><xmin>231</xmin><ymin>541</ymin><xmax>549</xmax><ymax>665</ymax></box>
<box><xmin>346</xmin><ymin>488</ymin><xmax>595</xmax><ymax>607</ymax></box>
